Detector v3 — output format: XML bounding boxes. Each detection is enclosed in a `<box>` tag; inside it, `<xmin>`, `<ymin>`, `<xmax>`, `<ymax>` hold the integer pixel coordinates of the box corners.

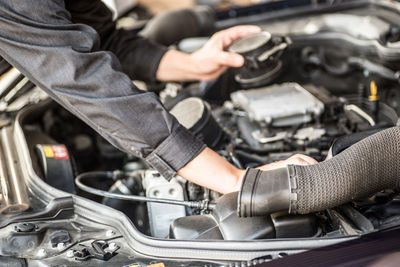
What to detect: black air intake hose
<box><xmin>238</xmin><ymin>127</ymin><xmax>400</xmax><ymax>217</ymax></box>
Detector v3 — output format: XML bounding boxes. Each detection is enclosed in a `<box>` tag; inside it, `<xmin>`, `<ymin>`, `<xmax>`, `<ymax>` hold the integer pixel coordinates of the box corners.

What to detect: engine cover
<box><xmin>231</xmin><ymin>83</ymin><xmax>324</xmax><ymax>126</ymax></box>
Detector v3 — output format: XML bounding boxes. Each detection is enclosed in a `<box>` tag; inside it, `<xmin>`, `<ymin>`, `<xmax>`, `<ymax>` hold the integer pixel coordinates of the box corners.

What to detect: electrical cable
<box><xmin>75</xmin><ymin>171</ymin><xmax>216</xmax><ymax>211</ymax></box>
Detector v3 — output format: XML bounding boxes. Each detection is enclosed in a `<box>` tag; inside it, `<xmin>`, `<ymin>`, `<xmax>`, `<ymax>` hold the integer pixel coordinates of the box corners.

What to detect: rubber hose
<box><xmin>238</xmin><ymin>127</ymin><xmax>400</xmax><ymax>217</ymax></box>
<box><xmin>0</xmin><ymin>58</ymin><xmax>11</xmax><ymax>76</ymax></box>
<box><xmin>330</xmin><ymin>127</ymin><xmax>389</xmax><ymax>156</ymax></box>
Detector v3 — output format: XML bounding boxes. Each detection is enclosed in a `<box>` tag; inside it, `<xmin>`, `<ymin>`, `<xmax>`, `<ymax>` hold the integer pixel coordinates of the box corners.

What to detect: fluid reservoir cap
<box><xmin>228</xmin><ymin>31</ymin><xmax>272</xmax><ymax>54</ymax></box>
<box><xmin>227</xmin><ymin>31</ymin><xmax>290</xmax><ymax>88</ymax></box>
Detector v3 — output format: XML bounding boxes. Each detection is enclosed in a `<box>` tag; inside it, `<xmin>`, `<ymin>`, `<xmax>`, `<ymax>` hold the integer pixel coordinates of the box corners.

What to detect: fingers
<box><xmin>256</xmin><ymin>154</ymin><xmax>318</xmax><ymax>171</ymax></box>
<box><xmin>288</xmin><ymin>154</ymin><xmax>318</xmax><ymax>165</ymax></box>
<box><xmin>212</xmin><ymin>25</ymin><xmax>261</xmax><ymax>66</ymax></box>
<box><xmin>257</xmin><ymin>161</ymin><xmax>286</xmax><ymax>171</ymax></box>
<box><xmin>214</xmin><ymin>25</ymin><xmax>262</xmax><ymax>48</ymax></box>
<box><xmin>198</xmin><ymin>67</ymin><xmax>227</xmax><ymax>81</ymax></box>
<box><xmin>285</xmin><ymin>157</ymin><xmax>312</xmax><ymax>166</ymax></box>
<box><xmin>189</xmin><ymin>25</ymin><xmax>261</xmax><ymax>80</ymax></box>
<box><xmin>215</xmin><ymin>51</ymin><xmax>244</xmax><ymax>67</ymax></box>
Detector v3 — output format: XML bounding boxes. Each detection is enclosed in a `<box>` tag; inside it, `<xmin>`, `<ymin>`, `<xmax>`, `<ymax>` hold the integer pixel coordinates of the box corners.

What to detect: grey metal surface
<box><xmin>0</xmin><ymin>127</ymin><xmax>29</xmax><ymax>214</ymax></box>
<box><xmin>261</xmin><ymin>14</ymin><xmax>390</xmax><ymax>40</ymax></box>
<box><xmin>231</xmin><ymin>83</ymin><xmax>324</xmax><ymax>126</ymax></box>
<box><xmin>143</xmin><ymin>171</ymin><xmax>186</xmax><ymax>238</ymax></box>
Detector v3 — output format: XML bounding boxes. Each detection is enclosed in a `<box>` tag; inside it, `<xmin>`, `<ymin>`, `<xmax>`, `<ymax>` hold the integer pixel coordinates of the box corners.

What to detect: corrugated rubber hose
<box><xmin>238</xmin><ymin>127</ymin><xmax>400</xmax><ymax>217</ymax></box>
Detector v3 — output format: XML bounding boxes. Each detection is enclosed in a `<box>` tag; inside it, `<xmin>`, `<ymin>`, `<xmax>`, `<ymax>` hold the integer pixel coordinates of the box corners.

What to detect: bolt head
<box><xmin>37</xmin><ymin>249</ymin><xmax>46</xmax><ymax>258</ymax></box>
<box><xmin>57</xmin><ymin>243</ymin><xmax>66</xmax><ymax>250</ymax></box>
<box><xmin>66</xmin><ymin>250</ymin><xmax>74</xmax><ymax>258</ymax></box>
<box><xmin>106</xmin><ymin>230</ymin><xmax>115</xmax><ymax>237</ymax></box>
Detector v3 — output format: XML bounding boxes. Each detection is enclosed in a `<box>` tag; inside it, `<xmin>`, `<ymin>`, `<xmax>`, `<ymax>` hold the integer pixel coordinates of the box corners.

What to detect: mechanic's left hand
<box><xmin>156</xmin><ymin>25</ymin><xmax>261</xmax><ymax>82</ymax></box>
<box><xmin>189</xmin><ymin>25</ymin><xmax>261</xmax><ymax>81</ymax></box>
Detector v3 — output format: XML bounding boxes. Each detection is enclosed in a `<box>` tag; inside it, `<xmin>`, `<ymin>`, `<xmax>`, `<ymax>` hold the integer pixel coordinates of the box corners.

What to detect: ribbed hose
<box><xmin>238</xmin><ymin>127</ymin><xmax>400</xmax><ymax>217</ymax></box>
<box><xmin>292</xmin><ymin>126</ymin><xmax>400</xmax><ymax>214</ymax></box>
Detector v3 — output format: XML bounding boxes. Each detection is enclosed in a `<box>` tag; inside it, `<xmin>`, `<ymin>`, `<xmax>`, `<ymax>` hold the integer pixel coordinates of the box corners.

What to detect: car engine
<box><xmin>12</xmin><ymin>9</ymin><xmax>400</xmax><ymax>243</ymax></box>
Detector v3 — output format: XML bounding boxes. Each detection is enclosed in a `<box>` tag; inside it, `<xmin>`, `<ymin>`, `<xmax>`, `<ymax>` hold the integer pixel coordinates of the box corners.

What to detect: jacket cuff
<box><xmin>145</xmin><ymin>125</ymin><xmax>206</xmax><ymax>180</ymax></box>
<box><xmin>143</xmin><ymin>41</ymin><xmax>168</xmax><ymax>83</ymax></box>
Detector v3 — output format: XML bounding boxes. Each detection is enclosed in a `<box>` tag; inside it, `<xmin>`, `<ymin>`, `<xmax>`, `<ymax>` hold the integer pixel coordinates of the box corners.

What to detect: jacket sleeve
<box><xmin>0</xmin><ymin>0</ymin><xmax>205</xmax><ymax>180</ymax></box>
<box><xmin>65</xmin><ymin>0</ymin><xmax>168</xmax><ymax>83</ymax></box>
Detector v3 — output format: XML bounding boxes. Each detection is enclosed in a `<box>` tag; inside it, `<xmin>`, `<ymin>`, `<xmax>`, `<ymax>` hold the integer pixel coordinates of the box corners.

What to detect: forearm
<box><xmin>0</xmin><ymin>0</ymin><xmax>204</xmax><ymax>181</ymax></box>
<box><xmin>66</xmin><ymin>0</ymin><xmax>168</xmax><ymax>83</ymax></box>
<box><xmin>178</xmin><ymin>148</ymin><xmax>319</xmax><ymax>194</ymax></box>
<box><xmin>178</xmin><ymin>147</ymin><xmax>245</xmax><ymax>194</ymax></box>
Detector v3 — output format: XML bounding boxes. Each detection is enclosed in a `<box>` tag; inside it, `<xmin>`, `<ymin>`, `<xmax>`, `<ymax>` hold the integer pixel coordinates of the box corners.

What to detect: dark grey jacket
<box><xmin>0</xmin><ymin>0</ymin><xmax>206</xmax><ymax>180</ymax></box>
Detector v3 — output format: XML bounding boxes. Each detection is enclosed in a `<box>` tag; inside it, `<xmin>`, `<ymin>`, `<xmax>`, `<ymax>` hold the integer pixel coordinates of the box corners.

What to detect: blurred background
<box><xmin>102</xmin><ymin>0</ymin><xmax>281</xmax><ymax>28</ymax></box>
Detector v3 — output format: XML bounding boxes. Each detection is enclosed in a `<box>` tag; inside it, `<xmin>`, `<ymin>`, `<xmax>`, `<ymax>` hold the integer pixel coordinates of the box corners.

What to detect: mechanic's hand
<box><xmin>257</xmin><ymin>154</ymin><xmax>318</xmax><ymax>171</ymax></box>
<box><xmin>156</xmin><ymin>25</ymin><xmax>261</xmax><ymax>82</ymax></box>
<box><xmin>178</xmin><ymin>147</ymin><xmax>317</xmax><ymax>195</ymax></box>
<box><xmin>189</xmin><ymin>25</ymin><xmax>261</xmax><ymax>81</ymax></box>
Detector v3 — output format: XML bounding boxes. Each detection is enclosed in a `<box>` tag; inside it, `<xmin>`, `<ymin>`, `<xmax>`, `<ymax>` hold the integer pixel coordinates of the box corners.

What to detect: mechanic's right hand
<box><xmin>257</xmin><ymin>154</ymin><xmax>318</xmax><ymax>171</ymax></box>
<box><xmin>178</xmin><ymin>148</ymin><xmax>317</xmax><ymax>195</ymax></box>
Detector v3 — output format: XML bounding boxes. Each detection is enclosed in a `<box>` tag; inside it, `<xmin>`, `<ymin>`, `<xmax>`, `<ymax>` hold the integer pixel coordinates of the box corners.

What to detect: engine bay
<box><xmin>16</xmin><ymin>4</ymin><xmax>400</xmax><ymax>244</ymax></box>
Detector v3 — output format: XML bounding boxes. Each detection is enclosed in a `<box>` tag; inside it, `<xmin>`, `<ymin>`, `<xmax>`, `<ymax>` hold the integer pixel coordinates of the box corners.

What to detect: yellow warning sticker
<box><xmin>43</xmin><ymin>146</ymin><xmax>54</xmax><ymax>158</ymax></box>
<box><xmin>147</xmin><ymin>263</ymin><xmax>165</xmax><ymax>267</ymax></box>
